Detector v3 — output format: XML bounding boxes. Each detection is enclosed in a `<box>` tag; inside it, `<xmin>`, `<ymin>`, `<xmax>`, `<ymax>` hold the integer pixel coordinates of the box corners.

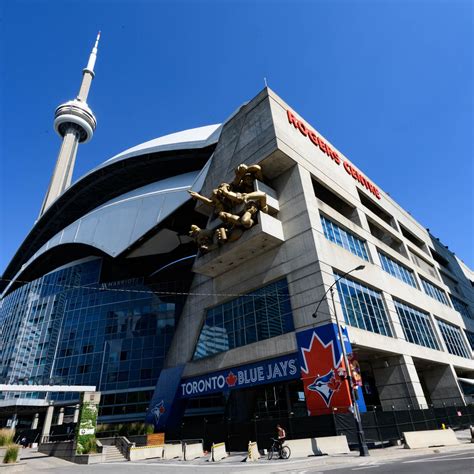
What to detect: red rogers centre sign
<box><xmin>287</xmin><ymin>110</ymin><xmax>381</xmax><ymax>200</ymax></box>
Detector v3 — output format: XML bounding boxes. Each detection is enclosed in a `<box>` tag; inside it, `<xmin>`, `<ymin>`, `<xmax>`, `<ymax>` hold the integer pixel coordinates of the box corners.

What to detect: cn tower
<box><xmin>39</xmin><ymin>33</ymin><xmax>101</xmax><ymax>216</ymax></box>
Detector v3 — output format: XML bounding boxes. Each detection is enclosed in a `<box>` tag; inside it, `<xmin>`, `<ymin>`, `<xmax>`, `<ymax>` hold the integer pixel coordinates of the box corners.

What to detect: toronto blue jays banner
<box><xmin>296</xmin><ymin>323</ymin><xmax>366</xmax><ymax>415</ymax></box>
<box><xmin>178</xmin><ymin>353</ymin><xmax>299</xmax><ymax>398</ymax></box>
<box><xmin>146</xmin><ymin>365</ymin><xmax>186</xmax><ymax>431</ymax></box>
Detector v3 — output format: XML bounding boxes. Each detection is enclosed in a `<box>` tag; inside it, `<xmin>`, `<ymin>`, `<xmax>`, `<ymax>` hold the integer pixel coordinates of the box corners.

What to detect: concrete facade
<box><xmin>165</xmin><ymin>87</ymin><xmax>473</xmax><ymax>413</ymax></box>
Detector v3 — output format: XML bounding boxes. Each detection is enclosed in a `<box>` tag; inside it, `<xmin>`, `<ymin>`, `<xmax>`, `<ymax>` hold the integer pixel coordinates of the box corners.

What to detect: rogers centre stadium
<box><xmin>1</xmin><ymin>38</ymin><xmax>473</xmax><ymax>450</ymax></box>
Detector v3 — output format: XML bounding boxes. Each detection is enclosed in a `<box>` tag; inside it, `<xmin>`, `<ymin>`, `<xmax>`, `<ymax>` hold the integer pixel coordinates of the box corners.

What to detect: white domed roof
<box><xmin>103</xmin><ymin>124</ymin><xmax>222</xmax><ymax>166</ymax></box>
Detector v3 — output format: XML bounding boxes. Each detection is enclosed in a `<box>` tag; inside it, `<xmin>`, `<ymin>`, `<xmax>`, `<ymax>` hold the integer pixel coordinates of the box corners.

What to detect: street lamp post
<box><xmin>312</xmin><ymin>265</ymin><xmax>370</xmax><ymax>457</ymax></box>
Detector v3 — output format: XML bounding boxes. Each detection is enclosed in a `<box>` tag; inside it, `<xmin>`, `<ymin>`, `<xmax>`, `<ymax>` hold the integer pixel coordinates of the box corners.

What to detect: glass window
<box><xmin>464</xmin><ymin>330</ymin><xmax>474</xmax><ymax>351</ymax></box>
<box><xmin>334</xmin><ymin>273</ymin><xmax>392</xmax><ymax>337</ymax></box>
<box><xmin>450</xmin><ymin>296</ymin><xmax>472</xmax><ymax>320</ymax></box>
<box><xmin>378</xmin><ymin>252</ymin><xmax>417</xmax><ymax>288</ymax></box>
<box><xmin>193</xmin><ymin>279</ymin><xmax>294</xmax><ymax>360</ymax></box>
<box><xmin>436</xmin><ymin>319</ymin><xmax>471</xmax><ymax>359</ymax></box>
<box><xmin>420</xmin><ymin>277</ymin><xmax>450</xmax><ymax>306</ymax></box>
<box><xmin>321</xmin><ymin>215</ymin><xmax>369</xmax><ymax>261</ymax></box>
<box><xmin>393</xmin><ymin>300</ymin><xmax>439</xmax><ymax>350</ymax></box>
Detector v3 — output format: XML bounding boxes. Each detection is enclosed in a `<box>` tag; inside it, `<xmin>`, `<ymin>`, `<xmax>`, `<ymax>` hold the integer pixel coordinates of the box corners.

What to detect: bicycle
<box><xmin>268</xmin><ymin>438</ymin><xmax>291</xmax><ymax>460</ymax></box>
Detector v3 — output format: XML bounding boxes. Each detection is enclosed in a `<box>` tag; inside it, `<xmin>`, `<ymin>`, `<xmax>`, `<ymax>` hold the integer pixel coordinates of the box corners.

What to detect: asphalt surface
<box><xmin>322</xmin><ymin>451</ymin><xmax>474</xmax><ymax>473</ymax></box>
<box><xmin>14</xmin><ymin>444</ymin><xmax>474</xmax><ymax>474</ymax></box>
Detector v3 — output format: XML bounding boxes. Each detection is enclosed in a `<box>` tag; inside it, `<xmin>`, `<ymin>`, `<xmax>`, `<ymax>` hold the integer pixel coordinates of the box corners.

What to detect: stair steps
<box><xmin>103</xmin><ymin>445</ymin><xmax>127</xmax><ymax>462</ymax></box>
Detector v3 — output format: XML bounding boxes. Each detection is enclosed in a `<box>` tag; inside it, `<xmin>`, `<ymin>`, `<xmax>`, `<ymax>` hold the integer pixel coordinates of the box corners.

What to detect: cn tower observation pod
<box><xmin>54</xmin><ymin>99</ymin><xmax>97</xmax><ymax>143</ymax></box>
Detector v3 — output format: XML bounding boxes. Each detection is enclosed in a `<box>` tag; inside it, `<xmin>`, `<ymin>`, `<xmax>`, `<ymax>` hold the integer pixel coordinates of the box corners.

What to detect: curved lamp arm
<box><xmin>312</xmin><ymin>265</ymin><xmax>365</xmax><ymax>318</ymax></box>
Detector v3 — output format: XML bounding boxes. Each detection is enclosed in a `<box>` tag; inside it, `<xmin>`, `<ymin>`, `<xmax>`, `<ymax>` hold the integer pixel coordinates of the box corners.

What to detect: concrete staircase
<box><xmin>103</xmin><ymin>445</ymin><xmax>127</xmax><ymax>462</ymax></box>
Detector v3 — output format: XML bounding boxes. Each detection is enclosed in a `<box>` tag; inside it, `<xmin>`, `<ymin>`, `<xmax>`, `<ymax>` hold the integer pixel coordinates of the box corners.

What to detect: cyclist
<box><xmin>276</xmin><ymin>424</ymin><xmax>286</xmax><ymax>451</ymax></box>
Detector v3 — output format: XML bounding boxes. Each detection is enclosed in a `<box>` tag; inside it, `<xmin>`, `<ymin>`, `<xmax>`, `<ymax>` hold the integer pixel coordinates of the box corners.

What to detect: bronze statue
<box><xmin>188</xmin><ymin>164</ymin><xmax>269</xmax><ymax>253</ymax></box>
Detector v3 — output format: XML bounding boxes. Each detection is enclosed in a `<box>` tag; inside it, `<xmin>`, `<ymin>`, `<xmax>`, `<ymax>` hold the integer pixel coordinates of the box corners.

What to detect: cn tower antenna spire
<box><xmin>78</xmin><ymin>31</ymin><xmax>101</xmax><ymax>101</ymax></box>
<box><xmin>39</xmin><ymin>33</ymin><xmax>101</xmax><ymax>217</ymax></box>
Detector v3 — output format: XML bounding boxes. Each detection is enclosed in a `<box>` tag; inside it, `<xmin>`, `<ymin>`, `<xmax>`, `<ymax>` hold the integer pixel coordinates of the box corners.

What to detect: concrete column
<box><xmin>41</xmin><ymin>405</ymin><xmax>54</xmax><ymax>443</ymax></box>
<box><xmin>78</xmin><ymin>72</ymin><xmax>93</xmax><ymax>101</ymax></box>
<box><xmin>57</xmin><ymin>407</ymin><xmax>64</xmax><ymax>425</ymax></box>
<box><xmin>40</xmin><ymin>129</ymin><xmax>80</xmax><ymax>215</ymax></box>
<box><xmin>420</xmin><ymin>364</ymin><xmax>465</xmax><ymax>408</ymax></box>
<box><xmin>372</xmin><ymin>354</ymin><xmax>427</xmax><ymax>410</ymax></box>
<box><xmin>10</xmin><ymin>414</ymin><xmax>18</xmax><ymax>430</ymax></box>
<box><xmin>31</xmin><ymin>413</ymin><xmax>39</xmax><ymax>430</ymax></box>
<box><xmin>73</xmin><ymin>404</ymin><xmax>80</xmax><ymax>423</ymax></box>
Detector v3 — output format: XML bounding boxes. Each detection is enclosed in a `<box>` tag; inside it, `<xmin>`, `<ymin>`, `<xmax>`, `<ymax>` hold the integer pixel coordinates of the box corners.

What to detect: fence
<box><xmin>354</xmin><ymin>405</ymin><xmax>474</xmax><ymax>447</ymax></box>
<box><xmin>167</xmin><ymin>404</ymin><xmax>474</xmax><ymax>451</ymax></box>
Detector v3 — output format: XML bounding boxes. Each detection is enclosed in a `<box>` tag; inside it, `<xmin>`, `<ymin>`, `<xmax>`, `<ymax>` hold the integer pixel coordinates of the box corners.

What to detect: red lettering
<box><xmin>308</xmin><ymin>130</ymin><xmax>319</xmax><ymax>146</ymax></box>
<box><xmin>326</xmin><ymin>144</ymin><xmax>334</xmax><ymax>158</ymax></box>
<box><xmin>330</xmin><ymin>150</ymin><xmax>341</xmax><ymax>165</ymax></box>
<box><xmin>287</xmin><ymin>111</ymin><xmax>382</xmax><ymax>200</ymax></box>
<box><xmin>297</xmin><ymin>121</ymin><xmax>308</xmax><ymax>136</ymax></box>
<box><xmin>317</xmin><ymin>137</ymin><xmax>327</xmax><ymax>153</ymax></box>
<box><xmin>287</xmin><ymin>109</ymin><xmax>299</xmax><ymax>128</ymax></box>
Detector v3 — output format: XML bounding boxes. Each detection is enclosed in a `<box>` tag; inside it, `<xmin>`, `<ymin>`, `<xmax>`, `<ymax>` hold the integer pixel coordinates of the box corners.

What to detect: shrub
<box><xmin>0</xmin><ymin>429</ymin><xmax>15</xmax><ymax>447</ymax></box>
<box><xmin>83</xmin><ymin>437</ymin><xmax>97</xmax><ymax>454</ymax></box>
<box><xmin>76</xmin><ymin>437</ymin><xmax>97</xmax><ymax>455</ymax></box>
<box><xmin>146</xmin><ymin>424</ymin><xmax>154</xmax><ymax>435</ymax></box>
<box><xmin>3</xmin><ymin>445</ymin><xmax>19</xmax><ymax>464</ymax></box>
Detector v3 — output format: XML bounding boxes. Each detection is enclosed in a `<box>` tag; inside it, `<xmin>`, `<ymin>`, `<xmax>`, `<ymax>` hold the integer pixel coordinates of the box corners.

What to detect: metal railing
<box><xmin>97</xmin><ymin>435</ymin><xmax>135</xmax><ymax>460</ymax></box>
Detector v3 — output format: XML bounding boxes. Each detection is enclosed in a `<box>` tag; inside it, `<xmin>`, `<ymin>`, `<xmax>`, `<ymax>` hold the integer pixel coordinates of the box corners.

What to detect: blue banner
<box><xmin>178</xmin><ymin>353</ymin><xmax>299</xmax><ymax>398</ymax></box>
<box><xmin>146</xmin><ymin>364</ymin><xmax>186</xmax><ymax>430</ymax></box>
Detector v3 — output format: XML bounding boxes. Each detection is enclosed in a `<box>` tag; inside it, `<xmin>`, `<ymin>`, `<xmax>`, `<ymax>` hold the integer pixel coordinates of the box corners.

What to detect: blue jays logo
<box><xmin>307</xmin><ymin>369</ymin><xmax>342</xmax><ymax>406</ymax></box>
<box><xmin>298</xmin><ymin>326</ymin><xmax>350</xmax><ymax>414</ymax></box>
<box><xmin>150</xmin><ymin>400</ymin><xmax>165</xmax><ymax>425</ymax></box>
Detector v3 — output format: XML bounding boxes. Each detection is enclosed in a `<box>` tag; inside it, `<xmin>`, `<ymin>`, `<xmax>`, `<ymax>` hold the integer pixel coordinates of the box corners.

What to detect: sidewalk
<box><xmin>125</xmin><ymin>430</ymin><xmax>474</xmax><ymax>471</ymax></box>
<box><xmin>2</xmin><ymin>448</ymin><xmax>73</xmax><ymax>472</ymax></box>
<box><xmin>135</xmin><ymin>428</ymin><xmax>473</xmax><ymax>468</ymax></box>
<box><xmin>13</xmin><ymin>428</ymin><xmax>474</xmax><ymax>473</ymax></box>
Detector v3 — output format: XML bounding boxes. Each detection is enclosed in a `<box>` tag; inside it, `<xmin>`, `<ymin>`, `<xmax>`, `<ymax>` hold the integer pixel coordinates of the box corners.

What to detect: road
<box><xmin>324</xmin><ymin>451</ymin><xmax>474</xmax><ymax>473</ymax></box>
<box><xmin>17</xmin><ymin>447</ymin><xmax>474</xmax><ymax>473</ymax></box>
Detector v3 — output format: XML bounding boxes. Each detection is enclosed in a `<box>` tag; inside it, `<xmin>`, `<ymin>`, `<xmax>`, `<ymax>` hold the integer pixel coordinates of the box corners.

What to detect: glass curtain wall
<box><xmin>393</xmin><ymin>300</ymin><xmax>439</xmax><ymax>350</ymax></box>
<box><xmin>334</xmin><ymin>273</ymin><xmax>393</xmax><ymax>337</ymax></box>
<box><xmin>436</xmin><ymin>318</ymin><xmax>471</xmax><ymax>359</ymax></box>
<box><xmin>321</xmin><ymin>215</ymin><xmax>369</xmax><ymax>261</ymax></box>
<box><xmin>193</xmin><ymin>279</ymin><xmax>294</xmax><ymax>360</ymax></box>
<box><xmin>0</xmin><ymin>257</ymin><xmax>187</xmax><ymax>422</ymax></box>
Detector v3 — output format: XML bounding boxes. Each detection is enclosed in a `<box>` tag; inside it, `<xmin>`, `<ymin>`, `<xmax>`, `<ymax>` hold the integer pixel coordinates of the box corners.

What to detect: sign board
<box><xmin>179</xmin><ymin>353</ymin><xmax>299</xmax><ymax>398</ymax></box>
<box><xmin>79</xmin><ymin>428</ymin><xmax>95</xmax><ymax>435</ymax></box>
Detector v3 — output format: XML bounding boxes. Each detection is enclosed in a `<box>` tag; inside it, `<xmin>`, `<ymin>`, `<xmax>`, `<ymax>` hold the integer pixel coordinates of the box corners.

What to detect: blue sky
<box><xmin>1</xmin><ymin>0</ymin><xmax>473</xmax><ymax>274</ymax></box>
